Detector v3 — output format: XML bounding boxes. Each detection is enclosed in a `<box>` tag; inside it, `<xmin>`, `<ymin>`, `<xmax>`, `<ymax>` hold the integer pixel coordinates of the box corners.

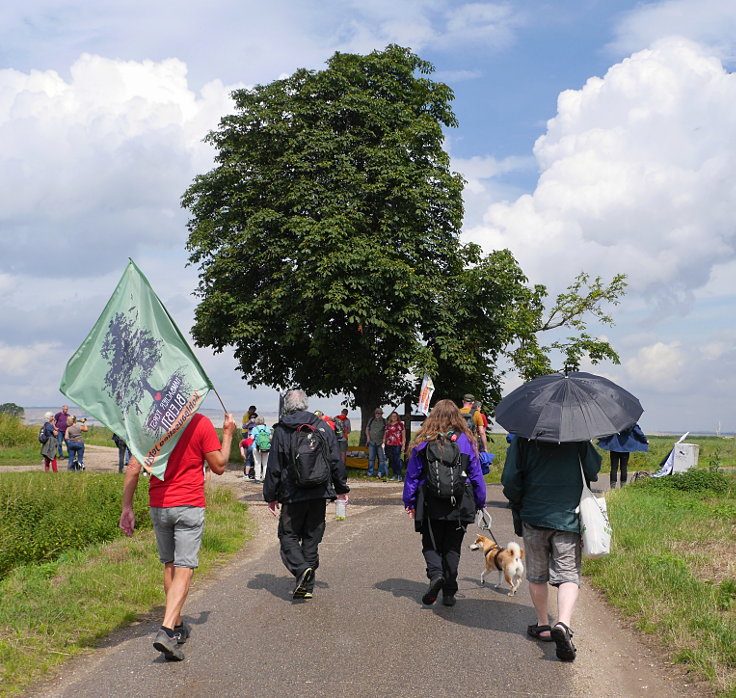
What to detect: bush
<box><xmin>0</xmin><ymin>413</ymin><xmax>37</xmax><ymax>448</ymax></box>
<box><xmin>0</xmin><ymin>472</ymin><xmax>150</xmax><ymax>579</ymax></box>
<box><xmin>633</xmin><ymin>468</ymin><xmax>733</xmax><ymax>495</ymax></box>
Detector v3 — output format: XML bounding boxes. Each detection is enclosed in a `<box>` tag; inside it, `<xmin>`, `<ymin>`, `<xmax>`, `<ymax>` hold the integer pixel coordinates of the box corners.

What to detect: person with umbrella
<box><xmin>496</xmin><ymin>372</ymin><xmax>642</xmax><ymax>662</ymax></box>
<box><xmin>597</xmin><ymin>423</ymin><xmax>648</xmax><ymax>488</ymax></box>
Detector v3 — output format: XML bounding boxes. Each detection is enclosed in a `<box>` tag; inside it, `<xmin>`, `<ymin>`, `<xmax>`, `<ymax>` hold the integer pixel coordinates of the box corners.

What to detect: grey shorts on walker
<box><xmin>522</xmin><ymin>522</ymin><xmax>582</xmax><ymax>586</ymax></box>
<box><xmin>150</xmin><ymin>506</ymin><xmax>205</xmax><ymax>568</ymax></box>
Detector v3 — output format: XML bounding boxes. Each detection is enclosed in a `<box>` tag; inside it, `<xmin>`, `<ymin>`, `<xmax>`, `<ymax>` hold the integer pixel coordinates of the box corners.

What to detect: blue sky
<box><xmin>1</xmin><ymin>0</ymin><xmax>735</xmax><ymax>432</ymax></box>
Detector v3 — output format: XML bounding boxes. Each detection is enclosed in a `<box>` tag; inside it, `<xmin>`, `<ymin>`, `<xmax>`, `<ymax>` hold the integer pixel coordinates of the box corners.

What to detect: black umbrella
<box><xmin>494</xmin><ymin>371</ymin><xmax>643</xmax><ymax>443</ymax></box>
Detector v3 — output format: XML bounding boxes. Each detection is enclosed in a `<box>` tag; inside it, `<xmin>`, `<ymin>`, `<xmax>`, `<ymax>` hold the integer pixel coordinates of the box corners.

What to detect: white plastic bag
<box><xmin>578</xmin><ymin>463</ymin><xmax>612</xmax><ymax>558</ymax></box>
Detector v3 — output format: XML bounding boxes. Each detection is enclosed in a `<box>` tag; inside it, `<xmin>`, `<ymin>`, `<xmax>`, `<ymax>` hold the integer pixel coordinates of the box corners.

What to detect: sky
<box><xmin>1</xmin><ymin>0</ymin><xmax>735</xmax><ymax>433</ymax></box>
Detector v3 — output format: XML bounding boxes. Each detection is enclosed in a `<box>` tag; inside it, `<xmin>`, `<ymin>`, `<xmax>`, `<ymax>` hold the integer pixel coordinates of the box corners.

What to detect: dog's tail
<box><xmin>507</xmin><ymin>541</ymin><xmax>523</xmax><ymax>560</ymax></box>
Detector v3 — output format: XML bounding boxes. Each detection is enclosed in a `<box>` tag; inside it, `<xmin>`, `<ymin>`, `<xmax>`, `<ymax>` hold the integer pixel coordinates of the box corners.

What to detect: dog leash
<box><xmin>475</xmin><ymin>508</ymin><xmax>499</xmax><ymax>544</ymax></box>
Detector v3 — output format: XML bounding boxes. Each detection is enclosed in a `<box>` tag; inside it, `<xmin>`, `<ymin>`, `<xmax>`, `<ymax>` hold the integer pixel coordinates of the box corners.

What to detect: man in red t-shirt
<box><xmin>119</xmin><ymin>412</ymin><xmax>236</xmax><ymax>661</ymax></box>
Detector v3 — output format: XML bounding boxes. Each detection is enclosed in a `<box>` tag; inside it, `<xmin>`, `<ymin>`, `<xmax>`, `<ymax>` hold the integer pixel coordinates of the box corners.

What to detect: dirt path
<box><xmin>1</xmin><ymin>445</ymin><xmax>122</xmax><ymax>473</ymax></box>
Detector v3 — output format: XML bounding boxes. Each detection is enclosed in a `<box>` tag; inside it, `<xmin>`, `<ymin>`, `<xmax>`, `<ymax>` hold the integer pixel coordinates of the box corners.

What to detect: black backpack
<box><xmin>288</xmin><ymin>423</ymin><xmax>331</xmax><ymax>488</ymax></box>
<box><xmin>38</xmin><ymin>426</ymin><xmax>49</xmax><ymax>444</ymax></box>
<box><xmin>462</xmin><ymin>407</ymin><xmax>478</xmax><ymax>436</ymax></box>
<box><xmin>423</xmin><ymin>435</ymin><xmax>467</xmax><ymax>504</ymax></box>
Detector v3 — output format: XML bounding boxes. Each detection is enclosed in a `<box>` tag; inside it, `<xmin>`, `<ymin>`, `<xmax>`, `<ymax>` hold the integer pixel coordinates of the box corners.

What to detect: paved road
<box><xmin>33</xmin><ymin>481</ymin><xmax>706</xmax><ymax>698</ymax></box>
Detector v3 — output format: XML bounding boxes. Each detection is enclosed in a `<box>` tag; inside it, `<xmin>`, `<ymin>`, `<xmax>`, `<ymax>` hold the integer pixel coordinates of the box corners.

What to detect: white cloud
<box><xmin>0</xmin><ymin>341</ymin><xmax>59</xmax><ymax>377</ymax></box>
<box><xmin>624</xmin><ymin>341</ymin><xmax>685</xmax><ymax>390</ymax></box>
<box><xmin>0</xmin><ymin>54</ymin><xmax>239</xmax><ymax>278</ymax></box>
<box><xmin>467</xmin><ymin>38</ymin><xmax>736</xmax><ymax>310</ymax></box>
<box><xmin>610</xmin><ymin>0</ymin><xmax>736</xmax><ymax>62</ymax></box>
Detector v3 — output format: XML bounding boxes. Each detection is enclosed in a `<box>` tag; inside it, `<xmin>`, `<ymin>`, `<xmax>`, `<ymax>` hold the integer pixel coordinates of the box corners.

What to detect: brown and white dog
<box><xmin>469</xmin><ymin>535</ymin><xmax>525</xmax><ymax>596</ymax></box>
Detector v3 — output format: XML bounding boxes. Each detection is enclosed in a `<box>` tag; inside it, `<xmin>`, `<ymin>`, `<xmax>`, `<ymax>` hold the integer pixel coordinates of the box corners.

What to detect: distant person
<box><xmin>383</xmin><ymin>411</ymin><xmax>406</xmax><ymax>481</ymax></box>
<box><xmin>597</xmin><ymin>424</ymin><xmax>648</xmax><ymax>488</ymax></box>
<box><xmin>241</xmin><ymin>405</ymin><xmax>257</xmax><ymax>438</ymax></box>
<box><xmin>239</xmin><ymin>434</ymin><xmax>254</xmax><ymax>478</ymax></box>
<box><xmin>64</xmin><ymin>415</ymin><xmax>88</xmax><ymax>471</ymax></box>
<box><xmin>250</xmin><ymin>416</ymin><xmax>272</xmax><ymax>482</ymax></box>
<box><xmin>40</xmin><ymin>411</ymin><xmax>58</xmax><ymax>472</ymax></box>
<box><xmin>120</xmin><ymin>412</ymin><xmax>236</xmax><ymax>661</ymax></box>
<box><xmin>112</xmin><ymin>433</ymin><xmax>131</xmax><ymax>474</ymax></box>
<box><xmin>365</xmin><ymin>408</ymin><xmax>387</xmax><ymax>478</ymax></box>
<box><xmin>502</xmin><ymin>437</ymin><xmax>601</xmax><ymax>662</ymax></box>
<box><xmin>54</xmin><ymin>405</ymin><xmax>70</xmax><ymax>458</ymax></box>
<box><xmin>459</xmin><ymin>394</ymin><xmax>488</xmax><ymax>452</ymax></box>
<box><xmin>403</xmin><ymin>399</ymin><xmax>486</xmax><ymax>607</ymax></box>
<box><xmin>334</xmin><ymin>409</ymin><xmax>352</xmax><ymax>465</ymax></box>
<box><xmin>243</xmin><ymin>412</ymin><xmax>258</xmax><ymax>478</ymax></box>
<box><xmin>263</xmin><ymin>389</ymin><xmax>349</xmax><ymax>600</ymax></box>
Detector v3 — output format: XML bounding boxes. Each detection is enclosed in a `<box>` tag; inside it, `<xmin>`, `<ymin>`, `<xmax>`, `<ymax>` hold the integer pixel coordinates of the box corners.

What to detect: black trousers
<box><xmin>421</xmin><ymin>519</ymin><xmax>468</xmax><ymax>595</ymax></box>
<box><xmin>278</xmin><ymin>499</ymin><xmax>327</xmax><ymax>585</ymax></box>
<box><xmin>610</xmin><ymin>451</ymin><xmax>630</xmax><ymax>484</ymax></box>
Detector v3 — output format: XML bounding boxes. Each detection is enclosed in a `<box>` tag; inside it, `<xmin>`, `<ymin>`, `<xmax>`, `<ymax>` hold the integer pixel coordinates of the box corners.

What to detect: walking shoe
<box><xmin>153</xmin><ymin>629</ymin><xmax>184</xmax><ymax>661</ymax></box>
<box><xmin>551</xmin><ymin>622</ymin><xmax>576</xmax><ymax>662</ymax></box>
<box><xmin>422</xmin><ymin>576</ymin><xmax>444</xmax><ymax>605</ymax></box>
<box><xmin>303</xmin><ymin>591</ymin><xmax>313</xmax><ymax>599</ymax></box>
<box><xmin>442</xmin><ymin>593</ymin><xmax>456</xmax><ymax>607</ymax></box>
<box><xmin>293</xmin><ymin>567</ymin><xmax>314</xmax><ymax>599</ymax></box>
<box><xmin>173</xmin><ymin>621</ymin><xmax>191</xmax><ymax>645</ymax></box>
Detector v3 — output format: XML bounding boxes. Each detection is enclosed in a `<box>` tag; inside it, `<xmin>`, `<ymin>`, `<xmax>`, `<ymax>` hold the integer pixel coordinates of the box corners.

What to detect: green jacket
<box><xmin>501</xmin><ymin>437</ymin><xmax>601</xmax><ymax>534</ymax></box>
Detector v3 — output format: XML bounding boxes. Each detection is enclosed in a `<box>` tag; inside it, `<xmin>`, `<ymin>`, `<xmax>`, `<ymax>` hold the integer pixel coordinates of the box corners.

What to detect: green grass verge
<box><xmin>584</xmin><ymin>471</ymin><xmax>736</xmax><ymax>696</ymax></box>
<box><xmin>0</xmin><ymin>480</ymin><xmax>249</xmax><ymax>696</ymax></box>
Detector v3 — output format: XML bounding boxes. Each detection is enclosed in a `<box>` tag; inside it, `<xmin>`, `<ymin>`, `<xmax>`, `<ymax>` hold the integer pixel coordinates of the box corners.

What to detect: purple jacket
<box><xmin>402</xmin><ymin>432</ymin><xmax>486</xmax><ymax>510</ymax></box>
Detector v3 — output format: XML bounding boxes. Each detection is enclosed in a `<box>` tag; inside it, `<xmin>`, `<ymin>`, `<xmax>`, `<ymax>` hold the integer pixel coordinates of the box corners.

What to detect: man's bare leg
<box><xmin>162</xmin><ymin>563</ymin><xmax>194</xmax><ymax>629</ymax></box>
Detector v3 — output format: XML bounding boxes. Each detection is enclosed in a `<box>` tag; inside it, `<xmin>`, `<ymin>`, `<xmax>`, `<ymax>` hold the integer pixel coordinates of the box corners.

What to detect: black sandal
<box><xmin>551</xmin><ymin>622</ymin><xmax>576</xmax><ymax>661</ymax></box>
<box><xmin>527</xmin><ymin>623</ymin><xmax>553</xmax><ymax>641</ymax></box>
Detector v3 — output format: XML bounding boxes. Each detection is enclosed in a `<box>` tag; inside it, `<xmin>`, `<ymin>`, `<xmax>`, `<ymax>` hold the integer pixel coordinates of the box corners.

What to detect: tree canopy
<box><xmin>183</xmin><ymin>45</ymin><xmax>625</xmax><ymax>427</ymax></box>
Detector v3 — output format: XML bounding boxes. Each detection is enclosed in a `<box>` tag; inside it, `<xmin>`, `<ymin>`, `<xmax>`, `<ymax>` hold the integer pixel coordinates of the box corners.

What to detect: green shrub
<box><xmin>633</xmin><ymin>469</ymin><xmax>732</xmax><ymax>494</ymax></box>
<box><xmin>0</xmin><ymin>414</ymin><xmax>37</xmax><ymax>449</ymax></box>
<box><xmin>0</xmin><ymin>472</ymin><xmax>150</xmax><ymax>579</ymax></box>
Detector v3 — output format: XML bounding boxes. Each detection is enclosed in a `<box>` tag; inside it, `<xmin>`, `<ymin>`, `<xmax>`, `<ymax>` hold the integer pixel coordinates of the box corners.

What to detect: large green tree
<box><xmin>183</xmin><ymin>45</ymin><xmax>624</xmax><ymax>433</ymax></box>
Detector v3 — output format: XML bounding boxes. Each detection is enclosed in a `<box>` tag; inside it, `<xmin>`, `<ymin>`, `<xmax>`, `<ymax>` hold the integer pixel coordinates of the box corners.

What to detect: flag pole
<box><xmin>212</xmin><ymin>386</ymin><xmax>228</xmax><ymax>413</ymax></box>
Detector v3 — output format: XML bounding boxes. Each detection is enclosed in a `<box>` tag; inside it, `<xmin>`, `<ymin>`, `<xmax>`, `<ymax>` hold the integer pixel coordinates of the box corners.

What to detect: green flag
<box><xmin>60</xmin><ymin>260</ymin><xmax>213</xmax><ymax>480</ymax></box>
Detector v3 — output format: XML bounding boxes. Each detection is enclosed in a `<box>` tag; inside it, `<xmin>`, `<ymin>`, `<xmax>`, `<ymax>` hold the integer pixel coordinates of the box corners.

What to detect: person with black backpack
<box><xmin>263</xmin><ymin>389</ymin><xmax>350</xmax><ymax>600</ymax></box>
<box><xmin>402</xmin><ymin>399</ymin><xmax>487</xmax><ymax>607</ymax></box>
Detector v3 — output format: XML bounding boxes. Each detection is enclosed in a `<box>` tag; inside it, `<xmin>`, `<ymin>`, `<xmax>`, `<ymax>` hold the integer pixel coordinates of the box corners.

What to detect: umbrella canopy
<box><xmin>494</xmin><ymin>371</ymin><xmax>643</xmax><ymax>443</ymax></box>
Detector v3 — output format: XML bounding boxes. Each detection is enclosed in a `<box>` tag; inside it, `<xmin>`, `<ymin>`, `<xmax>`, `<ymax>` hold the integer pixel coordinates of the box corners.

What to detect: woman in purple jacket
<box><xmin>403</xmin><ymin>399</ymin><xmax>487</xmax><ymax>607</ymax></box>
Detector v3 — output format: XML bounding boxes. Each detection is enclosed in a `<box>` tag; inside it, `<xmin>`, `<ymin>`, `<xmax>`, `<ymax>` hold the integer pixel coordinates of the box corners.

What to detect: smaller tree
<box><xmin>0</xmin><ymin>403</ymin><xmax>24</xmax><ymax>418</ymax></box>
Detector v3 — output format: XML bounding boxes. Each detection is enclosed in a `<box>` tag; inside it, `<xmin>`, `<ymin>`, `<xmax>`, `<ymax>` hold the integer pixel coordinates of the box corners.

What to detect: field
<box><xmin>586</xmin><ymin>470</ymin><xmax>736</xmax><ymax>696</ymax></box>
<box><xmin>0</xmin><ymin>472</ymin><xmax>248</xmax><ymax>695</ymax></box>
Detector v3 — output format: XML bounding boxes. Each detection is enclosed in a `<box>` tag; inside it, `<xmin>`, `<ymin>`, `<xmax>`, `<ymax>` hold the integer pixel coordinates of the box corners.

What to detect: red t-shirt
<box><xmin>148</xmin><ymin>413</ymin><xmax>222</xmax><ymax>508</ymax></box>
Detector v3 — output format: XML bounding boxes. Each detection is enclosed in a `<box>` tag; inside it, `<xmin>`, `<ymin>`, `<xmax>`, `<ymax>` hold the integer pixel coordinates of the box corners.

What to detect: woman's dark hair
<box><xmin>411</xmin><ymin>399</ymin><xmax>475</xmax><ymax>450</ymax></box>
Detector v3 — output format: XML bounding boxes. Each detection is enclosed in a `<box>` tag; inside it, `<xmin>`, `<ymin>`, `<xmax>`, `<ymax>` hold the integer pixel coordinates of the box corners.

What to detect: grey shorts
<box><xmin>338</xmin><ymin>440</ymin><xmax>348</xmax><ymax>453</ymax></box>
<box><xmin>522</xmin><ymin>522</ymin><xmax>581</xmax><ymax>587</ymax></box>
<box><xmin>150</xmin><ymin>506</ymin><xmax>205</xmax><ymax>568</ymax></box>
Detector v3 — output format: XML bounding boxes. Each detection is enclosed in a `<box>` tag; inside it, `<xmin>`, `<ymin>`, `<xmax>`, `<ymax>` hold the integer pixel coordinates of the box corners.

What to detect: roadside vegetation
<box><xmin>0</xmin><ymin>473</ymin><xmax>248</xmax><ymax>695</ymax></box>
<box><xmin>587</xmin><ymin>469</ymin><xmax>736</xmax><ymax>697</ymax></box>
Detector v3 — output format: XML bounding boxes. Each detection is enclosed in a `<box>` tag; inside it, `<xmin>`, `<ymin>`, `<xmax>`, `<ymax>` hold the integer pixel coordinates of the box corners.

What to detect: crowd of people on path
<box><xmin>107</xmin><ymin>382</ymin><xmax>617</xmax><ymax>667</ymax></box>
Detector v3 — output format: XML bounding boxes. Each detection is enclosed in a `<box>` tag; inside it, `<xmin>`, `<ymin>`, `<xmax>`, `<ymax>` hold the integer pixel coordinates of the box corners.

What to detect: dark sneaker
<box><xmin>442</xmin><ymin>593</ymin><xmax>456</xmax><ymax>607</ymax></box>
<box><xmin>303</xmin><ymin>591</ymin><xmax>313</xmax><ymax>599</ymax></box>
<box><xmin>422</xmin><ymin>576</ymin><xmax>444</xmax><ymax>605</ymax></box>
<box><xmin>551</xmin><ymin>622</ymin><xmax>576</xmax><ymax>662</ymax></box>
<box><xmin>153</xmin><ymin>629</ymin><xmax>184</xmax><ymax>661</ymax></box>
<box><xmin>173</xmin><ymin>622</ymin><xmax>191</xmax><ymax>645</ymax></box>
<box><xmin>293</xmin><ymin>567</ymin><xmax>314</xmax><ymax>599</ymax></box>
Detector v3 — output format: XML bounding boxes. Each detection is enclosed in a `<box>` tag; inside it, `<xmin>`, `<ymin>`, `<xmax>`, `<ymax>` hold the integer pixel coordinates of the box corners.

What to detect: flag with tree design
<box><xmin>60</xmin><ymin>260</ymin><xmax>212</xmax><ymax>480</ymax></box>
